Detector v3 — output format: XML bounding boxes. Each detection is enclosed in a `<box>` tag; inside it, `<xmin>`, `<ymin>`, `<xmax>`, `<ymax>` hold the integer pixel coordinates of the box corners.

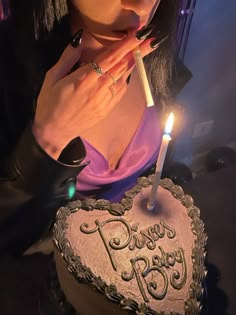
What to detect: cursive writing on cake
<box><xmin>80</xmin><ymin>218</ymin><xmax>187</xmax><ymax>301</ymax></box>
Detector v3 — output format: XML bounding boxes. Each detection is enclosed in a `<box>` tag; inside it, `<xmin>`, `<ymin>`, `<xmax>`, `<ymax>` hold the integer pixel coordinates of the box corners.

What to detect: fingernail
<box><xmin>136</xmin><ymin>24</ymin><xmax>154</xmax><ymax>40</ymax></box>
<box><xmin>70</xmin><ymin>29</ymin><xmax>83</xmax><ymax>48</ymax></box>
<box><xmin>126</xmin><ymin>74</ymin><xmax>131</xmax><ymax>84</ymax></box>
<box><xmin>150</xmin><ymin>34</ymin><xmax>169</xmax><ymax>49</ymax></box>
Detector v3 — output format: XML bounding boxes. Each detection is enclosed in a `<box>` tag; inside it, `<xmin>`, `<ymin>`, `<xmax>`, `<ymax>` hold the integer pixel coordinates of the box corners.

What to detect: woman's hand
<box><xmin>33</xmin><ymin>30</ymin><xmax>157</xmax><ymax>159</ymax></box>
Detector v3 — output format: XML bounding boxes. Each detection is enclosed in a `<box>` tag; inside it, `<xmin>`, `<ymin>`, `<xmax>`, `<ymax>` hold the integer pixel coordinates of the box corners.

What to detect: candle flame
<box><xmin>165</xmin><ymin>112</ymin><xmax>174</xmax><ymax>134</ymax></box>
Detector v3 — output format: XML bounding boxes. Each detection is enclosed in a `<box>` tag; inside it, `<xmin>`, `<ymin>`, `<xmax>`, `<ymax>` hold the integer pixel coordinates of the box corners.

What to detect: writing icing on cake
<box><xmin>53</xmin><ymin>176</ymin><xmax>207</xmax><ymax>315</ymax></box>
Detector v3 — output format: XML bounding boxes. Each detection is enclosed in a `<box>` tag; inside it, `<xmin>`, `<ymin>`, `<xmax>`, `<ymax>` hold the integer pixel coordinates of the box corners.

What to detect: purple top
<box><xmin>76</xmin><ymin>107</ymin><xmax>162</xmax><ymax>202</ymax></box>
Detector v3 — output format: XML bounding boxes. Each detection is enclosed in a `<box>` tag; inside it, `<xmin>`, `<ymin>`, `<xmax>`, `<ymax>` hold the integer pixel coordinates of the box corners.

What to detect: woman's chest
<box><xmin>81</xmin><ymin>73</ymin><xmax>147</xmax><ymax>169</ymax></box>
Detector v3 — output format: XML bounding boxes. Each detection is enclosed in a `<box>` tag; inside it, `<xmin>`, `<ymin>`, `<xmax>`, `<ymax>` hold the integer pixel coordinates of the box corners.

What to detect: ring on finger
<box><xmin>106</xmin><ymin>71</ymin><xmax>117</xmax><ymax>85</ymax></box>
<box><xmin>90</xmin><ymin>61</ymin><xmax>104</xmax><ymax>76</ymax></box>
<box><xmin>109</xmin><ymin>84</ymin><xmax>116</xmax><ymax>98</ymax></box>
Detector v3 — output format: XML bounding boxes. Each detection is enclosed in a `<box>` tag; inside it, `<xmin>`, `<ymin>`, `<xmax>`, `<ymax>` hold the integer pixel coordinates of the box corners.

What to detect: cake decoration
<box><xmin>53</xmin><ymin>176</ymin><xmax>207</xmax><ymax>315</ymax></box>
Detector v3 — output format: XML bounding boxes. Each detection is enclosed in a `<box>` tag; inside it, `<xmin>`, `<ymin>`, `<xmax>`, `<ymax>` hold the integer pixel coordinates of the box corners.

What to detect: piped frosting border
<box><xmin>53</xmin><ymin>176</ymin><xmax>207</xmax><ymax>315</ymax></box>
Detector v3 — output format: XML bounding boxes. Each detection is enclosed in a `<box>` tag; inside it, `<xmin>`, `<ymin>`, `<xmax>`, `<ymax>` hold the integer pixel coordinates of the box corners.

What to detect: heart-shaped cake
<box><xmin>53</xmin><ymin>176</ymin><xmax>207</xmax><ymax>315</ymax></box>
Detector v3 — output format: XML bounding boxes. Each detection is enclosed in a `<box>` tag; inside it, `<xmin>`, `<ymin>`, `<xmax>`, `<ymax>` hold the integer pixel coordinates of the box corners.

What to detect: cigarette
<box><xmin>133</xmin><ymin>47</ymin><xmax>154</xmax><ymax>107</ymax></box>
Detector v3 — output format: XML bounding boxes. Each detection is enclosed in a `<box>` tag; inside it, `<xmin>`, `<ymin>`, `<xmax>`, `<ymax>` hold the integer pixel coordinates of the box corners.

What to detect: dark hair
<box><xmin>146</xmin><ymin>0</ymin><xmax>180</xmax><ymax>104</ymax></box>
<box><xmin>9</xmin><ymin>0</ymin><xmax>68</xmax><ymax>39</ymax></box>
<box><xmin>9</xmin><ymin>0</ymin><xmax>179</xmax><ymax>104</ymax></box>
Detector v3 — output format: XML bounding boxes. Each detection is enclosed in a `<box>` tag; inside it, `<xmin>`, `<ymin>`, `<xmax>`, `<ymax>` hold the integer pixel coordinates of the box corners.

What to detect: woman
<box><xmin>0</xmin><ymin>0</ymin><xmax>179</xmax><ymax>255</ymax></box>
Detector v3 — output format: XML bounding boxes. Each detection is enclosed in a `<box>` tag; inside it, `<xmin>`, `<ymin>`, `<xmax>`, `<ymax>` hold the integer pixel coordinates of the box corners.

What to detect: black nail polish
<box><xmin>136</xmin><ymin>24</ymin><xmax>154</xmax><ymax>40</ymax></box>
<box><xmin>126</xmin><ymin>74</ymin><xmax>131</xmax><ymax>84</ymax></box>
<box><xmin>70</xmin><ymin>29</ymin><xmax>83</xmax><ymax>48</ymax></box>
<box><xmin>150</xmin><ymin>34</ymin><xmax>169</xmax><ymax>49</ymax></box>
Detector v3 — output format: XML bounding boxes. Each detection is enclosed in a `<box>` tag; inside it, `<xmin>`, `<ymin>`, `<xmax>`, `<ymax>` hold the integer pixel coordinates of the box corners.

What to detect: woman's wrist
<box><xmin>32</xmin><ymin>124</ymin><xmax>64</xmax><ymax>160</ymax></box>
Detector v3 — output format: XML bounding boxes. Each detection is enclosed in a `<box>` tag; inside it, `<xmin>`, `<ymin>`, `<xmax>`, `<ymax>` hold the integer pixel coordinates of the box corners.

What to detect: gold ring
<box><xmin>107</xmin><ymin>72</ymin><xmax>117</xmax><ymax>85</ymax></box>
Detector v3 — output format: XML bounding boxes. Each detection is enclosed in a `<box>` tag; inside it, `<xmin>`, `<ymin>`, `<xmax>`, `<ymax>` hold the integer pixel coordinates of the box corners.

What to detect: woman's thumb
<box><xmin>50</xmin><ymin>29</ymin><xmax>83</xmax><ymax>82</ymax></box>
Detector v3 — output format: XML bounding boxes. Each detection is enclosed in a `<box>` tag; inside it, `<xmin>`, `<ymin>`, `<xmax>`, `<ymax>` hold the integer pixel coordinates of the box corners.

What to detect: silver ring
<box><xmin>107</xmin><ymin>72</ymin><xmax>117</xmax><ymax>85</ymax></box>
<box><xmin>109</xmin><ymin>85</ymin><xmax>116</xmax><ymax>98</ymax></box>
<box><xmin>90</xmin><ymin>61</ymin><xmax>104</xmax><ymax>76</ymax></box>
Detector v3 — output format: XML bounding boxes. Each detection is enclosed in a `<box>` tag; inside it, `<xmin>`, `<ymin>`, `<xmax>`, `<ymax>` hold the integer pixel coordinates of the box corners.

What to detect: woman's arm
<box><xmin>0</xmin><ymin>122</ymin><xmax>87</xmax><ymax>256</ymax></box>
<box><xmin>0</xmin><ymin>20</ymin><xmax>88</xmax><ymax>256</ymax></box>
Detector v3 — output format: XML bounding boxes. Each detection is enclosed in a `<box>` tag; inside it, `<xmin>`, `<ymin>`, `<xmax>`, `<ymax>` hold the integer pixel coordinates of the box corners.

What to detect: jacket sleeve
<box><xmin>0</xmin><ymin>123</ymin><xmax>88</xmax><ymax>256</ymax></box>
<box><xmin>0</xmin><ymin>19</ymin><xmax>89</xmax><ymax>256</ymax></box>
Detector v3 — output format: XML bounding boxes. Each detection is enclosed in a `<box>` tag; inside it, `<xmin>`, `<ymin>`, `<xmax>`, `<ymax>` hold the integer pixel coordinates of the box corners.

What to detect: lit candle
<box><xmin>147</xmin><ymin>112</ymin><xmax>174</xmax><ymax>210</ymax></box>
<box><xmin>133</xmin><ymin>48</ymin><xmax>154</xmax><ymax>107</ymax></box>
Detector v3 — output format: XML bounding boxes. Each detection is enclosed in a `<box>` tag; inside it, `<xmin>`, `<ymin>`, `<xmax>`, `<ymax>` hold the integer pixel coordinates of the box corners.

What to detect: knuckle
<box><xmin>75</xmin><ymin>76</ymin><xmax>88</xmax><ymax>92</ymax></box>
<box><xmin>45</xmin><ymin>66</ymin><xmax>57</xmax><ymax>81</ymax></box>
<box><xmin>45</xmin><ymin>69</ymin><xmax>52</xmax><ymax>80</ymax></box>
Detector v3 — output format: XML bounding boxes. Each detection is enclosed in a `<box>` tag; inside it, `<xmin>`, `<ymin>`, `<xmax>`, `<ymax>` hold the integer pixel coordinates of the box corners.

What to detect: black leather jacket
<box><xmin>0</xmin><ymin>19</ymin><xmax>88</xmax><ymax>256</ymax></box>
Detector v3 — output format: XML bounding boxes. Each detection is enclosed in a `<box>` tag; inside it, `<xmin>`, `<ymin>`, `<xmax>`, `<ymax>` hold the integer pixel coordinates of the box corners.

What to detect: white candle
<box><xmin>133</xmin><ymin>48</ymin><xmax>154</xmax><ymax>107</ymax></box>
<box><xmin>147</xmin><ymin>112</ymin><xmax>174</xmax><ymax>210</ymax></box>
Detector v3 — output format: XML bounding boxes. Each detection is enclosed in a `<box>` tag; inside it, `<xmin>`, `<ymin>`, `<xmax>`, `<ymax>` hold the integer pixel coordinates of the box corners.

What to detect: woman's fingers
<box><xmin>110</xmin><ymin>66</ymin><xmax>135</xmax><ymax>98</ymax></box>
<box><xmin>106</xmin><ymin>66</ymin><xmax>135</xmax><ymax>106</ymax></box>
<box><xmin>68</xmin><ymin>35</ymin><xmax>157</xmax><ymax>106</ymax></box>
<box><xmin>47</xmin><ymin>38</ymin><xmax>83</xmax><ymax>85</ymax></box>
<box><xmin>96</xmin><ymin>66</ymin><xmax>134</xmax><ymax>119</ymax></box>
<box><xmin>100</xmin><ymin>37</ymin><xmax>157</xmax><ymax>89</ymax></box>
<box><xmin>49</xmin><ymin>30</ymin><xmax>140</xmax><ymax>86</ymax></box>
<box><xmin>88</xmin><ymin>30</ymin><xmax>145</xmax><ymax>79</ymax></box>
